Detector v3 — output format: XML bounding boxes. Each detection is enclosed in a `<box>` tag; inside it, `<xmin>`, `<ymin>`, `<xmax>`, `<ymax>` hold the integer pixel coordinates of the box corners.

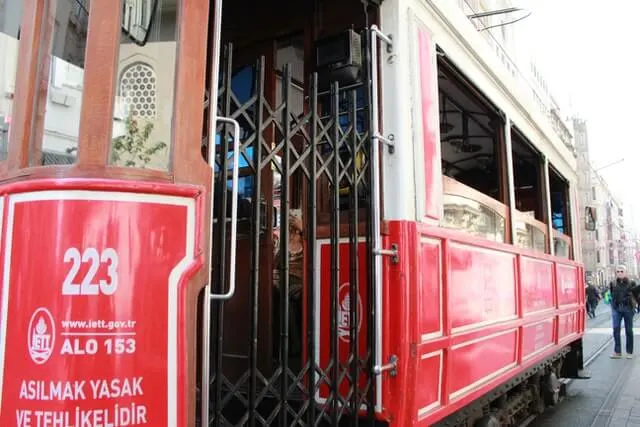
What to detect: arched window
<box><xmin>119</xmin><ymin>62</ymin><xmax>157</xmax><ymax>118</ymax></box>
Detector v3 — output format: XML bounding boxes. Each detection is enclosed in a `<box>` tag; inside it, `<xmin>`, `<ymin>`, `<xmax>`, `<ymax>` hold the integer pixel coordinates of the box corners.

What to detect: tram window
<box><xmin>110</xmin><ymin>0</ymin><xmax>177</xmax><ymax>171</ymax></box>
<box><xmin>549</xmin><ymin>168</ymin><xmax>571</xmax><ymax>236</ymax></box>
<box><xmin>29</xmin><ymin>0</ymin><xmax>88</xmax><ymax>166</ymax></box>
<box><xmin>0</xmin><ymin>0</ymin><xmax>23</xmax><ymax>162</ymax></box>
<box><xmin>549</xmin><ymin>166</ymin><xmax>573</xmax><ymax>259</ymax></box>
<box><xmin>438</xmin><ymin>60</ymin><xmax>505</xmax><ymax>241</ymax></box>
<box><xmin>511</xmin><ymin>131</ymin><xmax>543</xmax><ymax>220</ymax></box>
<box><xmin>511</xmin><ymin>129</ymin><xmax>546</xmax><ymax>253</ymax></box>
<box><xmin>438</xmin><ymin>81</ymin><xmax>500</xmax><ymax>201</ymax></box>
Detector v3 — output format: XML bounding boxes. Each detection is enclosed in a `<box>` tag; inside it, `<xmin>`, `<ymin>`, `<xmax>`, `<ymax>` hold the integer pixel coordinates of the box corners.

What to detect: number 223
<box><xmin>62</xmin><ymin>248</ymin><xmax>119</xmax><ymax>295</ymax></box>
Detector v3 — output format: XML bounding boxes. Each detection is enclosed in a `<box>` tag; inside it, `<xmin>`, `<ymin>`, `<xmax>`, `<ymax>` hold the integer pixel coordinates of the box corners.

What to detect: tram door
<box><xmin>202</xmin><ymin>2</ymin><xmax>380</xmax><ymax>424</ymax></box>
<box><xmin>207</xmin><ymin>38</ymin><xmax>306</xmax><ymax>424</ymax></box>
<box><xmin>211</xmin><ymin>41</ymin><xmax>280</xmax><ymax>383</ymax></box>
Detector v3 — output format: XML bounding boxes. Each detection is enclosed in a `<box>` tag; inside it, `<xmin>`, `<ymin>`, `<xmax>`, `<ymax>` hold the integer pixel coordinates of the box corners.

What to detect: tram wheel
<box><xmin>543</xmin><ymin>372</ymin><xmax>561</xmax><ymax>406</ymax></box>
<box><xmin>474</xmin><ymin>414</ymin><xmax>501</xmax><ymax>427</ymax></box>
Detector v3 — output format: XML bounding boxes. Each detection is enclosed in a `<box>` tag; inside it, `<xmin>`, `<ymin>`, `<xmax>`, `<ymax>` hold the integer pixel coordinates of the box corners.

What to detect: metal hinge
<box><xmin>373</xmin><ymin>355</ymin><xmax>398</xmax><ymax>377</ymax></box>
<box><xmin>373</xmin><ymin>243</ymin><xmax>399</xmax><ymax>264</ymax></box>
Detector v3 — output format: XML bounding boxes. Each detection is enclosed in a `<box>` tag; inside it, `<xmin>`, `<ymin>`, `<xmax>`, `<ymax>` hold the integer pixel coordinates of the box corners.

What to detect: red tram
<box><xmin>0</xmin><ymin>0</ymin><xmax>585</xmax><ymax>426</ymax></box>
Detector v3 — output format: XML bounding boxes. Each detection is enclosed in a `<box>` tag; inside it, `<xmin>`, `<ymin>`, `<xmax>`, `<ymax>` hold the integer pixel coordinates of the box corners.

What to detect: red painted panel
<box><xmin>418</xmin><ymin>238</ymin><xmax>442</xmax><ymax>339</ymax></box>
<box><xmin>415</xmin><ymin>351</ymin><xmax>442</xmax><ymax>418</ymax></box>
<box><xmin>317</xmin><ymin>240</ymin><xmax>369</xmax><ymax>402</ymax></box>
<box><xmin>558</xmin><ymin>312</ymin><xmax>579</xmax><ymax>340</ymax></box>
<box><xmin>448</xmin><ymin>330</ymin><xmax>518</xmax><ymax>398</ymax></box>
<box><xmin>520</xmin><ymin>257</ymin><xmax>554</xmax><ymax>314</ymax></box>
<box><xmin>557</xmin><ymin>264</ymin><xmax>579</xmax><ymax>306</ymax></box>
<box><xmin>522</xmin><ymin>319</ymin><xmax>554</xmax><ymax>360</ymax></box>
<box><xmin>418</xmin><ymin>27</ymin><xmax>442</xmax><ymax>221</ymax></box>
<box><xmin>448</xmin><ymin>244</ymin><xmax>517</xmax><ymax>330</ymax></box>
<box><xmin>0</xmin><ymin>189</ymin><xmax>198</xmax><ymax>427</ymax></box>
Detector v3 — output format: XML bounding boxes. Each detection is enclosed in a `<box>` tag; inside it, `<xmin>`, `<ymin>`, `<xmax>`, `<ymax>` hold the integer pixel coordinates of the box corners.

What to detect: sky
<box><xmin>510</xmin><ymin>0</ymin><xmax>640</xmax><ymax>229</ymax></box>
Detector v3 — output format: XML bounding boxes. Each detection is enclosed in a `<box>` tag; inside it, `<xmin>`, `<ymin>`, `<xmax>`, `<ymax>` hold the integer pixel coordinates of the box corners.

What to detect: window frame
<box><xmin>3</xmin><ymin>0</ymin><xmax>211</xmax><ymax>187</ymax></box>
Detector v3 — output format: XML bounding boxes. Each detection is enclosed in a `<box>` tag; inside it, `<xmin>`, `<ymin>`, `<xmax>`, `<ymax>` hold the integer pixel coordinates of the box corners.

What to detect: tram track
<box><xmin>517</xmin><ymin>310</ymin><xmax>615</xmax><ymax>427</ymax></box>
<box><xmin>587</xmin><ymin>355</ymin><xmax>634</xmax><ymax>427</ymax></box>
<box><xmin>524</xmin><ymin>310</ymin><xmax>640</xmax><ymax>427</ymax></box>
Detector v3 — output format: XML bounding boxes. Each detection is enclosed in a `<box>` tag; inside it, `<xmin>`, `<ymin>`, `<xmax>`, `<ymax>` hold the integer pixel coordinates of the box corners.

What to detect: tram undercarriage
<box><xmin>197</xmin><ymin>1</ymin><xmax>382</xmax><ymax>425</ymax></box>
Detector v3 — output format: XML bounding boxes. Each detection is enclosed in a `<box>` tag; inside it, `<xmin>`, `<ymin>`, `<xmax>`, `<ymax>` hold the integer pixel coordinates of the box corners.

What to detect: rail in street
<box><xmin>531</xmin><ymin>304</ymin><xmax>640</xmax><ymax>427</ymax></box>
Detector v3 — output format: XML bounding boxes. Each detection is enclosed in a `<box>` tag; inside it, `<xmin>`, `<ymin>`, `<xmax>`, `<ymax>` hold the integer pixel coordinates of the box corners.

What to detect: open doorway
<box><xmin>199</xmin><ymin>0</ymin><xmax>379</xmax><ymax>424</ymax></box>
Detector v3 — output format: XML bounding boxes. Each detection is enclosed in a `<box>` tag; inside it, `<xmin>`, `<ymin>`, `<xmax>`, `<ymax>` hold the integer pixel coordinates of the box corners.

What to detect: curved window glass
<box><xmin>31</xmin><ymin>0</ymin><xmax>89</xmax><ymax>166</ymax></box>
<box><xmin>110</xmin><ymin>0</ymin><xmax>177</xmax><ymax>170</ymax></box>
<box><xmin>0</xmin><ymin>0</ymin><xmax>24</xmax><ymax>161</ymax></box>
<box><xmin>554</xmin><ymin>237</ymin><xmax>570</xmax><ymax>259</ymax></box>
<box><xmin>442</xmin><ymin>194</ymin><xmax>506</xmax><ymax>243</ymax></box>
<box><xmin>514</xmin><ymin>220</ymin><xmax>546</xmax><ymax>253</ymax></box>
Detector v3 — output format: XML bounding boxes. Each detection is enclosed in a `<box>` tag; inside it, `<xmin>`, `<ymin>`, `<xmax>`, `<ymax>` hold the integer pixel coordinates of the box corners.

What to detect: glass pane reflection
<box><xmin>110</xmin><ymin>0</ymin><xmax>178</xmax><ymax>171</ymax></box>
<box><xmin>32</xmin><ymin>0</ymin><xmax>90</xmax><ymax>166</ymax></box>
<box><xmin>0</xmin><ymin>0</ymin><xmax>24</xmax><ymax>161</ymax></box>
<box><xmin>442</xmin><ymin>194</ymin><xmax>506</xmax><ymax>243</ymax></box>
<box><xmin>514</xmin><ymin>219</ymin><xmax>546</xmax><ymax>253</ymax></box>
<box><xmin>554</xmin><ymin>238</ymin><xmax>570</xmax><ymax>259</ymax></box>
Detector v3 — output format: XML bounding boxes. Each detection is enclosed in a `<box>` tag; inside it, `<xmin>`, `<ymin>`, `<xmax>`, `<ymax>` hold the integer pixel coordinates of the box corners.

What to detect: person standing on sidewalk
<box><xmin>609</xmin><ymin>265</ymin><xmax>640</xmax><ymax>359</ymax></box>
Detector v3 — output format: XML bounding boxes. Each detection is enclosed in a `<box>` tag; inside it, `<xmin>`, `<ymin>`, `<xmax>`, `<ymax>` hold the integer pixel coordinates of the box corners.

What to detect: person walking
<box><xmin>586</xmin><ymin>282</ymin><xmax>600</xmax><ymax>318</ymax></box>
<box><xmin>609</xmin><ymin>265</ymin><xmax>640</xmax><ymax>359</ymax></box>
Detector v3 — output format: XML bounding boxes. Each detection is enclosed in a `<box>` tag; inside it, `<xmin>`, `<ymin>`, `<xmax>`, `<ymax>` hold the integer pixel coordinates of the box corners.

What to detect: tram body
<box><xmin>0</xmin><ymin>0</ymin><xmax>584</xmax><ymax>426</ymax></box>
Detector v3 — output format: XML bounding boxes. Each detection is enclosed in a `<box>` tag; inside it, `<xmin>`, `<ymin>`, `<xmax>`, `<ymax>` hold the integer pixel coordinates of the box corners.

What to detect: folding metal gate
<box><xmin>199</xmin><ymin>29</ymin><xmax>379</xmax><ymax>426</ymax></box>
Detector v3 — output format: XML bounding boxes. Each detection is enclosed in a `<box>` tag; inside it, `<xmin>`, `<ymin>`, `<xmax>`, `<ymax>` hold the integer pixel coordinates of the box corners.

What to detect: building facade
<box><xmin>573</xmin><ymin>117</ymin><xmax>638</xmax><ymax>284</ymax></box>
<box><xmin>574</xmin><ymin>118</ymin><xmax>596</xmax><ymax>275</ymax></box>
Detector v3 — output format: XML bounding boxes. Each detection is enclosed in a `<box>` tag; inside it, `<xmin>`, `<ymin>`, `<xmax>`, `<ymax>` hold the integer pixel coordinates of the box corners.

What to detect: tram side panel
<box><xmin>375</xmin><ymin>2</ymin><xmax>584</xmax><ymax>425</ymax></box>
<box><xmin>0</xmin><ymin>182</ymin><xmax>203</xmax><ymax>427</ymax></box>
<box><xmin>377</xmin><ymin>222</ymin><xmax>583</xmax><ymax>425</ymax></box>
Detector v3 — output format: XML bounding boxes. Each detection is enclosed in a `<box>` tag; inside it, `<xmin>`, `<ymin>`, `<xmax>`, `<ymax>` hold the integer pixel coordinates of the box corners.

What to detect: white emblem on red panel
<box><xmin>337</xmin><ymin>283</ymin><xmax>363</xmax><ymax>343</ymax></box>
<box><xmin>28</xmin><ymin>308</ymin><xmax>55</xmax><ymax>365</ymax></box>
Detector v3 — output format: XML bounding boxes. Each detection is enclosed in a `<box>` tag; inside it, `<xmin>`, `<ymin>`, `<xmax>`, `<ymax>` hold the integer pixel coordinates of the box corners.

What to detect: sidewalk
<box><xmin>532</xmin><ymin>307</ymin><xmax>640</xmax><ymax>426</ymax></box>
<box><xmin>583</xmin><ymin>304</ymin><xmax>614</xmax><ymax>360</ymax></box>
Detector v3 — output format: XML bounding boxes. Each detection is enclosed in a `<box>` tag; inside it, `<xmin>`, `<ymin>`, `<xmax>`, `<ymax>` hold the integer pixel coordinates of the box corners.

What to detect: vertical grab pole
<box><xmin>202</xmin><ymin>0</ymin><xmax>225</xmax><ymax>425</ymax></box>
<box><xmin>544</xmin><ymin>156</ymin><xmax>555</xmax><ymax>257</ymax></box>
<box><xmin>369</xmin><ymin>25</ymin><xmax>392</xmax><ymax>412</ymax></box>
<box><xmin>504</xmin><ymin>117</ymin><xmax>517</xmax><ymax>243</ymax></box>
